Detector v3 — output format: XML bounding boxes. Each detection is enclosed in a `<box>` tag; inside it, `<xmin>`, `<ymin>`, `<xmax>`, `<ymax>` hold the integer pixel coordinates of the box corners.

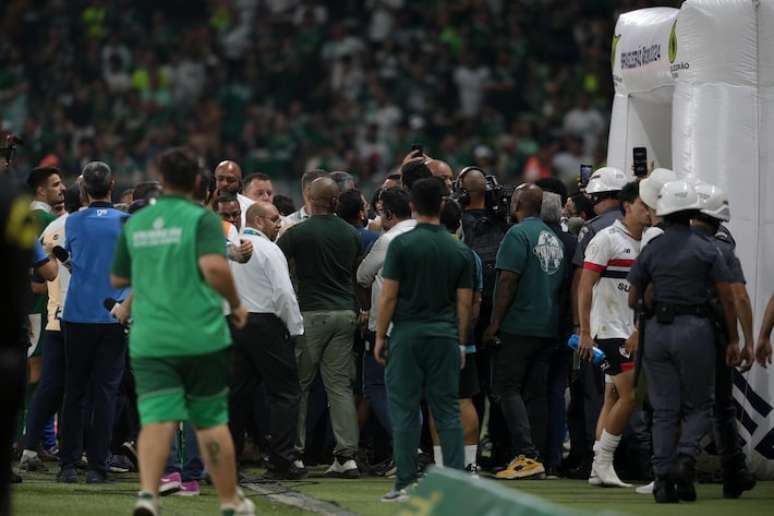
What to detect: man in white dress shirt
<box><xmin>228</xmin><ymin>201</ymin><xmax>305</xmax><ymax>480</ymax></box>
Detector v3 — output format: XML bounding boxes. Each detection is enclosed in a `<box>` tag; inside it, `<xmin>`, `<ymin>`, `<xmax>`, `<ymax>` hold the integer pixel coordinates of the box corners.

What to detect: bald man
<box><xmin>484</xmin><ymin>185</ymin><xmax>567</xmax><ymax>480</ymax></box>
<box><xmin>229</xmin><ymin>201</ymin><xmax>304</xmax><ymax>479</ymax></box>
<box><xmin>428</xmin><ymin>159</ymin><xmax>454</xmax><ymax>193</ymax></box>
<box><xmin>214</xmin><ymin>160</ymin><xmax>253</xmax><ymax>229</ymax></box>
<box><xmin>277</xmin><ymin>178</ymin><xmax>362</xmax><ymax>478</ymax></box>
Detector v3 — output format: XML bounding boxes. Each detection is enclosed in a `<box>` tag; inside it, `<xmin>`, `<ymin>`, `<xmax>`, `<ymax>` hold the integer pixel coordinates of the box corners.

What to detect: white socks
<box><xmin>433</xmin><ymin>445</ymin><xmax>478</xmax><ymax>469</ymax></box>
<box><xmin>464</xmin><ymin>445</ymin><xmax>477</xmax><ymax>469</ymax></box>
<box><xmin>599</xmin><ymin>430</ymin><xmax>621</xmax><ymax>460</ymax></box>
<box><xmin>433</xmin><ymin>446</ymin><xmax>443</xmax><ymax>467</ymax></box>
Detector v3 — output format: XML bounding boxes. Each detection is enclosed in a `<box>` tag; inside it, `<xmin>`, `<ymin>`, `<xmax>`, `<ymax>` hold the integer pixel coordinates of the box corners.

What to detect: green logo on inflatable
<box><xmin>611</xmin><ymin>34</ymin><xmax>621</xmax><ymax>68</ymax></box>
<box><xmin>669</xmin><ymin>20</ymin><xmax>677</xmax><ymax>63</ymax></box>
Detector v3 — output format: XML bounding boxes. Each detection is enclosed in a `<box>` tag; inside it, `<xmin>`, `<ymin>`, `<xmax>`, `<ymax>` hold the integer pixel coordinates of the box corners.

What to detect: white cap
<box><xmin>586</xmin><ymin>167</ymin><xmax>627</xmax><ymax>194</ymax></box>
<box><xmin>656</xmin><ymin>180</ymin><xmax>703</xmax><ymax>216</ymax></box>
<box><xmin>695</xmin><ymin>182</ymin><xmax>731</xmax><ymax>222</ymax></box>
<box><xmin>639</xmin><ymin>168</ymin><xmax>676</xmax><ymax>209</ymax></box>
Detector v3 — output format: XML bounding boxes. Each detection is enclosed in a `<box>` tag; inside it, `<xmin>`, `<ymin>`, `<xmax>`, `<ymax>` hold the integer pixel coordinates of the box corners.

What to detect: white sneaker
<box><xmin>465</xmin><ymin>464</ymin><xmax>481</xmax><ymax>479</ymax></box>
<box><xmin>293</xmin><ymin>459</ymin><xmax>305</xmax><ymax>470</ymax></box>
<box><xmin>234</xmin><ymin>495</ymin><xmax>256</xmax><ymax>516</ymax></box>
<box><xmin>595</xmin><ymin>460</ymin><xmax>632</xmax><ymax>488</ymax></box>
<box><xmin>324</xmin><ymin>458</ymin><xmax>360</xmax><ymax>479</ymax></box>
<box><xmin>133</xmin><ymin>492</ymin><xmax>159</xmax><ymax>516</ymax></box>
<box><xmin>222</xmin><ymin>489</ymin><xmax>256</xmax><ymax>516</ymax></box>
<box><xmin>636</xmin><ymin>481</ymin><xmax>655</xmax><ymax>494</ymax></box>
<box><xmin>381</xmin><ymin>488</ymin><xmax>409</xmax><ymax>503</ymax></box>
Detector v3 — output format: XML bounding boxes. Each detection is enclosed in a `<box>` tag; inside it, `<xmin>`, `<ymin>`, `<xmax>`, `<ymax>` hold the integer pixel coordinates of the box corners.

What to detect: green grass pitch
<box><xmin>11</xmin><ymin>470</ymin><xmax>774</xmax><ymax>516</ymax></box>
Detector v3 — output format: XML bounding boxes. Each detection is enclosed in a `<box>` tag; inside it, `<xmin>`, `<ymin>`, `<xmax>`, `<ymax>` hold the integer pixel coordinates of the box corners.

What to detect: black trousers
<box><xmin>492</xmin><ymin>332</ymin><xmax>552</xmax><ymax>459</ymax></box>
<box><xmin>713</xmin><ymin>336</ymin><xmax>744</xmax><ymax>471</ymax></box>
<box><xmin>60</xmin><ymin>322</ymin><xmax>127</xmax><ymax>473</ymax></box>
<box><xmin>229</xmin><ymin>314</ymin><xmax>300</xmax><ymax>470</ymax></box>
<box><xmin>0</xmin><ymin>345</ymin><xmax>26</xmax><ymax>516</ymax></box>
<box><xmin>24</xmin><ymin>330</ymin><xmax>66</xmax><ymax>451</ymax></box>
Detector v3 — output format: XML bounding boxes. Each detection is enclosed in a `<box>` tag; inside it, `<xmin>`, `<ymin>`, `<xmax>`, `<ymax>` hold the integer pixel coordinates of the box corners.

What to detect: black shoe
<box><xmin>544</xmin><ymin>465</ymin><xmax>562</xmax><ymax>480</ymax></box>
<box><xmin>672</xmin><ymin>456</ymin><xmax>697</xmax><ymax>502</ymax></box>
<box><xmin>565</xmin><ymin>462</ymin><xmax>592</xmax><ymax>480</ymax></box>
<box><xmin>722</xmin><ymin>464</ymin><xmax>756</xmax><ymax>499</ymax></box>
<box><xmin>120</xmin><ymin>441</ymin><xmax>138</xmax><ymax>470</ymax></box>
<box><xmin>653</xmin><ymin>477</ymin><xmax>679</xmax><ymax>503</ymax></box>
<box><xmin>57</xmin><ymin>467</ymin><xmax>78</xmax><ymax>483</ymax></box>
<box><xmin>85</xmin><ymin>469</ymin><xmax>112</xmax><ymax>484</ymax></box>
<box><xmin>263</xmin><ymin>462</ymin><xmax>309</xmax><ymax>481</ymax></box>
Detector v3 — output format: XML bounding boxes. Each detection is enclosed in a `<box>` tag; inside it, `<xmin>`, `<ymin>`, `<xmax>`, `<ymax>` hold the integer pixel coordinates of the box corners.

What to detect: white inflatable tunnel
<box><xmin>608</xmin><ymin>0</ymin><xmax>774</xmax><ymax>478</ymax></box>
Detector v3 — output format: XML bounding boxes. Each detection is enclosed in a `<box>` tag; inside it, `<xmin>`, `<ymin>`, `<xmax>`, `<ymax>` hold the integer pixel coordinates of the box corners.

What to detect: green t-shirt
<box><xmin>495</xmin><ymin>217</ymin><xmax>566</xmax><ymax>338</ymax></box>
<box><xmin>111</xmin><ymin>196</ymin><xmax>230</xmax><ymax>358</ymax></box>
<box><xmin>277</xmin><ymin>214</ymin><xmax>361</xmax><ymax>312</ymax></box>
<box><xmin>382</xmin><ymin>223</ymin><xmax>474</xmax><ymax>338</ymax></box>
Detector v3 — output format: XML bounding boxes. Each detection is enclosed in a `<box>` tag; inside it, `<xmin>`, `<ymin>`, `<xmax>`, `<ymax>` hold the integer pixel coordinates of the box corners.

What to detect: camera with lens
<box><xmin>0</xmin><ymin>131</ymin><xmax>23</xmax><ymax>165</ymax></box>
<box><xmin>451</xmin><ymin>166</ymin><xmax>514</xmax><ymax>222</ymax></box>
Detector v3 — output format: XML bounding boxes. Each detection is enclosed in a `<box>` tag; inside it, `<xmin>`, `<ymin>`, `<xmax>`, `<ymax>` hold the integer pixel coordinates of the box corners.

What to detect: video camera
<box><xmin>451</xmin><ymin>166</ymin><xmax>514</xmax><ymax>221</ymax></box>
<box><xmin>0</xmin><ymin>131</ymin><xmax>22</xmax><ymax>164</ymax></box>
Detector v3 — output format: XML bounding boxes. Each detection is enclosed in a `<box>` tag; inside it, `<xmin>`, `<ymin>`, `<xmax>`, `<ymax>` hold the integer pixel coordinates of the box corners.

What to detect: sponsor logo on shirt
<box><xmin>132</xmin><ymin>217</ymin><xmax>182</xmax><ymax>248</ymax></box>
<box><xmin>534</xmin><ymin>230</ymin><xmax>564</xmax><ymax>275</ymax></box>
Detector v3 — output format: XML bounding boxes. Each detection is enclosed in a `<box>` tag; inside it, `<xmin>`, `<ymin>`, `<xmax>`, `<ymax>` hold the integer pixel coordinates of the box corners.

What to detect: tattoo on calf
<box><xmin>207</xmin><ymin>441</ymin><xmax>221</xmax><ymax>467</ymax></box>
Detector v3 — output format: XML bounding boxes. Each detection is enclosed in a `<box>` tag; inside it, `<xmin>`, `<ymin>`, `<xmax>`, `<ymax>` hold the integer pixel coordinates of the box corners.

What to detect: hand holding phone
<box><xmin>633</xmin><ymin>147</ymin><xmax>648</xmax><ymax>177</ymax></box>
<box><xmin>580</xmin><ymin>164</ymin><xmax>593</xmax><ymax>187</ymax></box>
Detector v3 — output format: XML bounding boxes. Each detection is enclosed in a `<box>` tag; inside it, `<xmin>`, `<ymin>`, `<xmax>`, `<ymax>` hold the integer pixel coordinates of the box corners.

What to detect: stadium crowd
<box><xmin>2</xmin><ymin>2</ymin><xmax>774</xmax><ymax>516</ymax></box>
<box><xmin>1</xmin><ymin>0</ymin><xmax>680</xmax><ymax>197</ymax></box>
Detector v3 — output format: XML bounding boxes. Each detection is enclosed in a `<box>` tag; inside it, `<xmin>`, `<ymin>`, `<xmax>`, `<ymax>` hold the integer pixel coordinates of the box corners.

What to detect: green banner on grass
<box><xmin>396</xmin><ymin>467</ymin><xmax>585</xmax><ymax>516</ymax></box>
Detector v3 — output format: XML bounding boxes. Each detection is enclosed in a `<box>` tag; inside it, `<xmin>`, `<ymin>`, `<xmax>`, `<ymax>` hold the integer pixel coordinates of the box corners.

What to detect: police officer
<box><xmin>691</xmin><ymin>182</ymin><xmax>756</xmax><ymax>498</ymax></box>
<box><xmin>570</xmin><ymin>166</ymin><xmax>627</xmax><ymax>477</ymax></box>
<box><xmin>627</xmin><ymin>180</ymin><xmax>740</xmax><ymax>504</ymax></box>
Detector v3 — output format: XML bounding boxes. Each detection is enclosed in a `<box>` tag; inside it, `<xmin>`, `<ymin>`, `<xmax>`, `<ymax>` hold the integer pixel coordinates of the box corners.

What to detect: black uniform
<box><xmin>628</xmin><ymin>224</ymin><xmax>731</xmax><ymax>494</ymax></box>
<box><xmin>697</xmin><ymin>224</ymin><xmax>753</xmax><ymax>491</ymax></box>
<box><xmin>0</xmin><ymin>178</ymin><xmax>37</xmax><ymax>516</ymax></box>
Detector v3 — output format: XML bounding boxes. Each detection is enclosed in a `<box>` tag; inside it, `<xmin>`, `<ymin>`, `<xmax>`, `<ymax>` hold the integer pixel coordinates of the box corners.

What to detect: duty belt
<box><xmin>654</xmin><ymin>303</ymin><xmax>712</xmax><ymax>324</ymax></box>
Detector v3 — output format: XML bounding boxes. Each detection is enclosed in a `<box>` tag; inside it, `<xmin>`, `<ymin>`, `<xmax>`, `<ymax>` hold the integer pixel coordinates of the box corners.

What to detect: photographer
<box><xmin>455</xmin><ymin>166</ymin><xmax>509</xmax><ymax>468</ymax></box>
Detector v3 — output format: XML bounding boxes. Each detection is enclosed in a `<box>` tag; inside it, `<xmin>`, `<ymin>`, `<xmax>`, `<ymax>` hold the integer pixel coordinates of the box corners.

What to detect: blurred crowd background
<box><xmin>1</xmin><ymin>0</ymin><xmax>678</xmax><ymax>200</ymax></box>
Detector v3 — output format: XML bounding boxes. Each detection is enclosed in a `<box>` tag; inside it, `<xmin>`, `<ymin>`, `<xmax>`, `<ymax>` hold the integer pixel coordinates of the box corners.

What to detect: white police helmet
<box><xmin>585</xmin><ymin>167</ymin><xmax>627</xmax><ymax>195</ymax></box>
<box><xmin>639</xmin><ymin>168</ymin><xmax>676</xmax><ymax>209</ymax></box>
<box><xmin>695</xmin><ymin>182</ymin><xmax>731</xmax><ymax>222</ymax></box>
<box><xmin>656</xmin><ymin>180</ymin><xmax>703</xmax><ymax>216</ymax></box>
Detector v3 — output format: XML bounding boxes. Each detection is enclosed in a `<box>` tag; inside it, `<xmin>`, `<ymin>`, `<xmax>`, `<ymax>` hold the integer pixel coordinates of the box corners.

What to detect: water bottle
<box><xmin>567</xmin><ymin>334</ymin><xmax>606</xmax><ymax>366</ymax></box>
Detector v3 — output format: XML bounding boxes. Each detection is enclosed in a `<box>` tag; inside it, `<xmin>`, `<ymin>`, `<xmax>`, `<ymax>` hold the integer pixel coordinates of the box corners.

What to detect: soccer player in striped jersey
<box><xmin>577</xmin><ymin>181</ymin><xmax>650</xmax><ymax>487</ymax></box>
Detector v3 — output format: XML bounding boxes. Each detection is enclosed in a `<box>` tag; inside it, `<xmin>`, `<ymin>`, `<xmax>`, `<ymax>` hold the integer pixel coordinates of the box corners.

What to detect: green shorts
<box><xmin>132</xmin><ymin>348</ymin><xmax>231</xmax><ymax>429</ymax></box>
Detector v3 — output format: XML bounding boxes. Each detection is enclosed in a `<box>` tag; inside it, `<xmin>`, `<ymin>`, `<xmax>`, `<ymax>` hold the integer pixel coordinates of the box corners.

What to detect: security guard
<box><xmin>627</xmin><ymin>180</ymin><xmax>740</xmax><ymax>504</ymax></box>
<box><xmin>691</xmin><ymin>182</ymin><xmax>756</xmax><ymax>498</ymax></box>
<box><xmin>570</xmin><ymin>166</ymin><xmax>627</xmax><ymax>478</ymax></box>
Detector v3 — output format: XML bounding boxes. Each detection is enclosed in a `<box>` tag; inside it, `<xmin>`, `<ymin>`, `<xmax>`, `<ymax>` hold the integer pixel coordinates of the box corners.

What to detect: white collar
<box><xmin>30</xmin><ymin>200</ymin><xmax>52</xmax><ymax>214</ymax></box>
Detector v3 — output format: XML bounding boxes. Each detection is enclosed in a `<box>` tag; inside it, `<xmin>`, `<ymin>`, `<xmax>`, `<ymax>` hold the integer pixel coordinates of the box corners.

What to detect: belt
<box><xmin>654</xmin><ymin>303</ymin><xmax>712</xmax><ymax>318</ymax></box>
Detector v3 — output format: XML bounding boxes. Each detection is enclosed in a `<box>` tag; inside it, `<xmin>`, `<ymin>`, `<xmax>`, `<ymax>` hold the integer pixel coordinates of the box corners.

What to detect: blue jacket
<box><xmin>63</xmin><ymin>202</ymin><xmax>129</xmax><ymax>324</ymax></box>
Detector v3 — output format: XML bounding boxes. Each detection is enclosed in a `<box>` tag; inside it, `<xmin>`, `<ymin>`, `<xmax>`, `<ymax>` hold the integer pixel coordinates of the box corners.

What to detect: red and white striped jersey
<box><xmin>583</xmin><ymin>220</ymin><xmax>641</xmax><ymax>340</ymax></box>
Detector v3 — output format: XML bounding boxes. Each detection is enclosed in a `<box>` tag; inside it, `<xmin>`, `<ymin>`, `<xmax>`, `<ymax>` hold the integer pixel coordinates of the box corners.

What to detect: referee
<box><xmin>374</xmin><ymin>178</ymin><xmax>473</xmax><ymax>503</ymax></box>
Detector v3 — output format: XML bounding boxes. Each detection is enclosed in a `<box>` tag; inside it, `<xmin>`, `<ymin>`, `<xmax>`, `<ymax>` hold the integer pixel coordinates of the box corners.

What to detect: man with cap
<box><xmin>691</xmin><ymin>182</ymin><xmax>756</xmax><ymax>498</ymax></box>
<box><xmin>58</xmin><ymin>162</ymin><xmax>129</xmax><ymax>484</ymax></box>
<box><xmin>628</xmin><ymin>180</ymin><xmax>740</xmax><ymax>504</ymax></box>
<box><xmin>569</xmin><ymin>166</ymin><xmax>627</xmax><ymax>478</ymax></box>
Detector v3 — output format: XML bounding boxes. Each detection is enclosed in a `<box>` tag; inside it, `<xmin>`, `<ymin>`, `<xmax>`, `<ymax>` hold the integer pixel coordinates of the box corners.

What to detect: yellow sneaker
<box><xmin>495</xmin><ymin>456</ymin><xmax>546</xmax><ymax>480</ymax></box>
